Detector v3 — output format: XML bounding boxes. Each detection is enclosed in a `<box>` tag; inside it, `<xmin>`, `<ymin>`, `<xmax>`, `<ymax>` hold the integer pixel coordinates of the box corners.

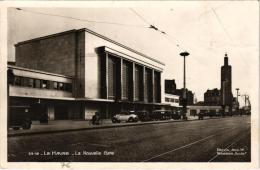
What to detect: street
<box><xmin>8</xmin><ymin>116</ymin><xmax>250</xmax><ymax>162</ymax></box>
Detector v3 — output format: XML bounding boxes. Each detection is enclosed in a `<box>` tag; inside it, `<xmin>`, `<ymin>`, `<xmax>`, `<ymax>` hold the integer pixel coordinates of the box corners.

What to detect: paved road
<box><xmin>8</xmin><ymin>116</ymin><xmax>250</xmax><ymax>162</ymax></box>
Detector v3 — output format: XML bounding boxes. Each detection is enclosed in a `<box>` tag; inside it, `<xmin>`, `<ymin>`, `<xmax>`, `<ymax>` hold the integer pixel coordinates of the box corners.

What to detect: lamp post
<box><xmin>235</xmin><ymin>88</ymin><xmax>240</xmax><ymax>111</ymax></box>
<box><xmin>180</xmin><ymin>51</ymin><xmax>189</xmax><ymax>120</ymax></box>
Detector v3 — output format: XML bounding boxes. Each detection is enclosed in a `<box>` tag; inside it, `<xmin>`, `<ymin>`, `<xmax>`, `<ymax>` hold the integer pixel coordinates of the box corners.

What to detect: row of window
<box><xmin>11</xmin><ymin>75</ymin><xmax>72</xmax><ymax>92</ymax></box>
<box><xmin>165</xmin><ymin>97</ymin><xmax>179</xmax><ymax>103</ymax></box>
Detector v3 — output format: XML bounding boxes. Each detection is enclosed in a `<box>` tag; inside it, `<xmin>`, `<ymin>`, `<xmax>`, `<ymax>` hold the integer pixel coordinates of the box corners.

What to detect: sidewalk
<box><xmin>8</xmin><ymin>116</ymin><xmax>219</xmax><ymax>137</ymax></box>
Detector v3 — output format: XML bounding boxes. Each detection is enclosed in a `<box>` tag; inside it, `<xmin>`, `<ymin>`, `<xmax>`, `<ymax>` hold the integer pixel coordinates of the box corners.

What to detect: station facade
<box><xmin>9</xmin><ymin>28</ymin><xmax>167</xmax><ymax>120</ymax></box>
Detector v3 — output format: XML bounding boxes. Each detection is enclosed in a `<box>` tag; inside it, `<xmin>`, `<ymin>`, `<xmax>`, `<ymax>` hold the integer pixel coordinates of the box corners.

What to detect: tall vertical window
<box><xmin>134</xmin><ymin>65</ymin><xmax>142</xmax><ymax>101</ymax></box>
<box><xmin>122</xmin><ymin>60</ymin><xmax>131</xmax><ymax>100</ymax></box>
<box><xmin>144</xmin><ymin>68</ymin><xmax>152</xmax><ymax>102</ymax></box>
<box><xmin>108</xmin><ymin>56</ymin><xmax>118</xmax><ymax>99</ymax></box>
<box><xmin>154</xmin><ymin>71</ymin><xmax>161</xmax><ymax>103</ymax></box>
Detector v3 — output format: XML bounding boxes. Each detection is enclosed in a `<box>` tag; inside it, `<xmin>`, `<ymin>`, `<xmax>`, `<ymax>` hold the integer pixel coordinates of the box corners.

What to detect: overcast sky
<box><xmin>7</xmin><ymin>1</ymin><xmax>259</xmax><ymax>103</ymax></box>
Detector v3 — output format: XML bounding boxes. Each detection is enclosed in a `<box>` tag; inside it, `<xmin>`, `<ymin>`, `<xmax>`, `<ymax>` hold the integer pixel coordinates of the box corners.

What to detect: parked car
<box><xmin>135</xmin><ymin>111</ymin><xmax>151</xmax><ymax>122</ymax></box>
<box><xmin>151</xmin><ymin>110</ymin><xmax>172</xmax><ymax>121</ymax></box>
<box><xmin>171</xmin><ymin>110</ymin><xmax>182</xmax><ymax>120</ymax></box>
<box><xmin>9</xmin><ymin>106</ymin><xmax>32</xmax><ymax>130</ymax></box>
<box><xmin>111</xmin><ymin>112</ymin><xmax>138</xmax><ymax>123</ymax></box>
<box><xmin>198</xmin><ymin>112</ymin><xmax>204</xmax><ymax>120</ymax></box>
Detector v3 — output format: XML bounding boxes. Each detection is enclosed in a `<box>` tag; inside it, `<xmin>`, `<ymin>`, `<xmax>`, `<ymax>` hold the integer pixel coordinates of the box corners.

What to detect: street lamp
<box><xmin>180</xmin><ymin>51</ymin><xmax>190</xmax><ymax>120</ymax></box>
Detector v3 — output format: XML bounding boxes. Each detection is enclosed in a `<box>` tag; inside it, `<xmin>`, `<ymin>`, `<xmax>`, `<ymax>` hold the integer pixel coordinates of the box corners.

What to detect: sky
<box><xmin>7</xmin><ymin>1</ymin><xmax>259</xmax><ymax>104</ymax></box>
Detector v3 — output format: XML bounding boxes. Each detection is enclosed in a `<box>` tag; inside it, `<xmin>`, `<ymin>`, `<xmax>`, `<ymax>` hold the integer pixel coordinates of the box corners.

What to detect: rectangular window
<box><xmin>14</xmin><ymin>76</ymin><xmax>22</xmax><ymax>86</ymax></box>
<box><xmin>108</xmin><ymin>56</ymin><xmax>118</xmax><ymax>99</ymax></box>
<box><xmin>154</xmin><ymin>71</ymin><xmax>160</xmax><ymax>103</ymax></box>
<box><xmin>58</xmin><ymin>82</ymin><xmax>64</xmax><ymax>90</ymax></box>
<box><xmin>53</xmin><ymin>82</ymin><xmax>58</xmax><ymax>90</ymax></box>
<box><xmin>28</xmin><ymin>78</ymin><xmax>34</xmax><ymax>87</ymax></box>
<box><xmin>42</xmin><ymin>80</ymin><xmax>47</xmax><ymax>89</ymax></box>
<box><xmin>122</xmin><ymin>61</ymin><xmax>131</xmax><ymax>100</ymax></box>
<box><xmin>64</xmin><ymin>83</ymin><xmax>72</xmax><ymax>92</ymax></box>
<box><xmin>144</xmin><ymin>68</ymin><xmax>152</xmax><ymax>102</ymax></box>
<box><xmin>34</xmin><ymin>79</ymin><xmax>41</xmax><ymax>88</ymax></box>
<box><xmin>134</xmin><ymin>65</ymin><xmax>142</xmax><ymax>101</ymax></box>
<box><xmin>47</xmin><ymin>81</ymin><xmax>53</xmax><ymax>89</ymax></box>
<box><xmin>22</xmin><ymin>77</ymin><xmax>30</xmax><ymax>87</ymax></box>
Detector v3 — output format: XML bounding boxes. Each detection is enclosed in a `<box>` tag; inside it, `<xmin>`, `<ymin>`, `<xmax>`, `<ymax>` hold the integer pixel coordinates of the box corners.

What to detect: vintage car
<box><xmin>111</xmin><ymin>112</ymin><xmax>138</xmax><ymax>123</ymax></box>
<box><xmin>9</xmin><ymin>106</ymin><xmax>32</xmax><ymax>130</ymax></box>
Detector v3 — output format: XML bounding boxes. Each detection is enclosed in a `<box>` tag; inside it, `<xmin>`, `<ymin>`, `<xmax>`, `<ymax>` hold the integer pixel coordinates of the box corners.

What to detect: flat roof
<box><xmin>15</xmin><ymin>28</ymin><xmax>165</xmax><ymax>66</ymax></box>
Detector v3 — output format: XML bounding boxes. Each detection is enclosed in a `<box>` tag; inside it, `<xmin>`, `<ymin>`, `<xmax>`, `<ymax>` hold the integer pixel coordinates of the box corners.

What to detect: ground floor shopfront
<box><xmin>10</xmin><ymin>97</ymin><xmax>169</xmax><ymax>121</ymax></box>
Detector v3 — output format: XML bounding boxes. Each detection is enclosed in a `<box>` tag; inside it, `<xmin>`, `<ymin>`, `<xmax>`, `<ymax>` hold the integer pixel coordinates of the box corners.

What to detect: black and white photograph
<box><xmin>0</xmin><ymin>1</ymin><xmax>259</xmax><ymax>169</ymax></box>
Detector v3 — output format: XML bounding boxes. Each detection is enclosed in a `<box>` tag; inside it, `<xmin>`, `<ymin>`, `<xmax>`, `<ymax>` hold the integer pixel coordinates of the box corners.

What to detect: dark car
<box><xmin>9</xmin><ymin>106</ymin><xmax>32</xmax><ymax>130</ymax></box>
<box><xmin>135</xmin><ymin>111</ymin><xmax>151</xmax><ymax>122</ymax></box>
<box><xmin>198</xmin><ymin>112</ymin><xmax>204</xmax><ymax>120</ymax></box>
<box><xmin>151</xmin><ymin>110</ymin><xmax>172</xmax><ymax>121</ymax></box>
<box><xmin>171</xmin><ymin>110</ymin><xmax>182</xmax><ymax>120</ymax></box>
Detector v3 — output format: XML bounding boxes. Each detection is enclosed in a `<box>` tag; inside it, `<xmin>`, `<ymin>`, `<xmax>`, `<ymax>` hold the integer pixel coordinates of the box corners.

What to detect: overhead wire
<box><xmin>211</xmin><ymin>7</ymin><xmax>234</xmax><ymax>43</ymax></box>
<box><xmin>210</xmin><ymin>7</ymin><xmax>250</xmax><ymax>68</ymax></box>
<box><xmin>15</xmin><ymin>8</ymin><xmax>147</xmax><ymax>29</ymax></box>
<box><xmin>129</xmin><ymin>8</ymin><xmax>187</xmax><ymax>51</ymax></box>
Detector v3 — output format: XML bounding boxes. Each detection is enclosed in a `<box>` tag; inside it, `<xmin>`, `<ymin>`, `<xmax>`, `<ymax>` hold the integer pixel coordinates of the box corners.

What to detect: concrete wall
<box><xmin>10</xmin><ymin>86</ymin><xmax>73</xmax><ymax>99</ymax></box>
<box><xmin>15</xmin><ymin>31</ymin><xmax>77</xmax><ymax>77</ymax></box>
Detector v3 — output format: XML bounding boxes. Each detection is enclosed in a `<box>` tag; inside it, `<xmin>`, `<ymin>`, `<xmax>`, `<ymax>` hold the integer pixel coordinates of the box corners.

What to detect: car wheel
<box><xmin>128</xmin><ymin>117</ymin><xmax>134</xmax><ymax>122</ymax></box>
<box><xmin>112</xmin><ymin>118</ymin><xmax>118</xmax><ymax>123</ymax></box>
<box><xmin>13</xmin><ymin>127</ymin><xmax>20</xmax><ymax>130</ymax></box>
<box><xmin>22</xmin><ymin>120</ymin><xmax>31</xmax><ymax>129</ymax></box>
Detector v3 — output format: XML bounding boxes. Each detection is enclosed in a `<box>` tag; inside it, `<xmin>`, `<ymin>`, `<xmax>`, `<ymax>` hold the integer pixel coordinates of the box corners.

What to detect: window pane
<box><xmin>22</xmin><ymin>77</ymin><xmax>30</xmax><ymax>87</ymax></box>
<box><xmin>42</xmin><ymin>80</ymin><xmax>47</xmax><ymax>88</ymax></box>
<box><xmin>58</xmin><ymin>82</ymin><xmax>64</xmax><ymax>90</ymax></box>
<box><xmin>64</xmin><ymin>83</ymin><xmax>72</xmax><ymax>92</ymax></box>
<box><xmin>28</xmin><ymin>78</ymin><xmax>34</xmax><ymax>87</ymax></box>
<box><xmin>34</xmin><ymin>79</ymin><xmax>41</xmax><ymax>88</ymax></box>
<box><xmin>53</xmin><ymin>82</ymin><xmax>58</xmax><ymax>89</ymax></box>
<box><xmin>14</xmin><ymin>76</ymin><xmax>22</xmax><ymax>86</ymax></box>
<box><xmin>122</xmin><ymin>61</ymin><xmax>130</xmax><ymax>100</ymax></box>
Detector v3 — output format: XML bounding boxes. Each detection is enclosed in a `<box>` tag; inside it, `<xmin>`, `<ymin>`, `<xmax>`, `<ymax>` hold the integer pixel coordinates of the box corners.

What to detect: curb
<box><xmin>8</xmin><ymin>117</ymin><xmax>223</xmax><ymax>137</ymax></box>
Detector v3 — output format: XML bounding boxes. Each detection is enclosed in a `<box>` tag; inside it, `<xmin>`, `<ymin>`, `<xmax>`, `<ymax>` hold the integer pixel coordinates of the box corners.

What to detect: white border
<box><xmin>0</xmin><ymin>1</ymin><xmax>259</xmax><ymax>169</ymax></box>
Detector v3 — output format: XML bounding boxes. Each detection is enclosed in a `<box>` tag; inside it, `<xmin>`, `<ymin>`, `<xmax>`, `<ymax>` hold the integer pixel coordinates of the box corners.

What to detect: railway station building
<box><xmin>8</xmin><ymin>28</ymin><xmax>167</xmax><ymax>120</ymax></box>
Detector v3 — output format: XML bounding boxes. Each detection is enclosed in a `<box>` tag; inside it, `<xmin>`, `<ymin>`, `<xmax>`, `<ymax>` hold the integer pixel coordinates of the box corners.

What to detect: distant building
<box><xmin>164</xmin><ymin>93</ymin><xmax>181</xmax><ymax>108</ymax></box>
<box><xmin>165</xmin><ymin>79</ymin><xmax>176</xmax><ymax>94</ymax></box>
<box><xmin>164</xmin><ymin>79</ymin><xmax>194</xmax><ymax>105</ymax></box>
<box><xmin>204</xmin><ymin>88</ymin><xmax>221</xmax><ymax>106</ymax></box>
<box><xmin>220</xmin><ymin>53</ymin><xmax>233</xmax><ymax>112</ymax></box>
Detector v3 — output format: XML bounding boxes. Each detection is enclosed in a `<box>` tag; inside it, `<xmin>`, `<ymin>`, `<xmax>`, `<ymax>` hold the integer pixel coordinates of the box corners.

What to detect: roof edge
<box><xmin>14</xmin><ymin>28</ymin><xmax>165</xmax><ymax>66</ymax></box>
